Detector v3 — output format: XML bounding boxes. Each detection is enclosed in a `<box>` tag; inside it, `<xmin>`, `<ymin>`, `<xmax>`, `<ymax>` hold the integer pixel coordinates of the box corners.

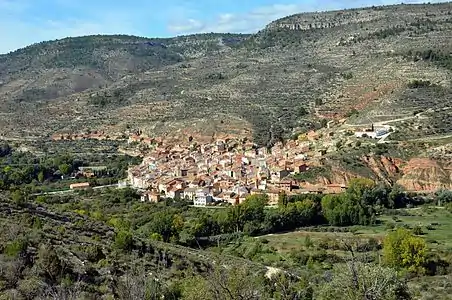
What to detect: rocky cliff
<box><xmin>396</xmin><ymin>158</ymin><xmax>452</xmax><ymax>192</ymax></box>
<box><xmin>307</xmin><ymin>155</ymin><xmax>451</xmax><ymax>192</ymax></box>
<box><xmin>265</xmin><ymin>3</ymin><xmax>451</xmax><ymax>32</ymax></box>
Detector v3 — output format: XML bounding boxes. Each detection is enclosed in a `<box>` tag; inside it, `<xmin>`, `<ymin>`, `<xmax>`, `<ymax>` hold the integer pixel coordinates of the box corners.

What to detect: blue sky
<box><xmin>0</xmin><ymin>0</ymin><xmax>446</xmax><ymax>53</ymax></box>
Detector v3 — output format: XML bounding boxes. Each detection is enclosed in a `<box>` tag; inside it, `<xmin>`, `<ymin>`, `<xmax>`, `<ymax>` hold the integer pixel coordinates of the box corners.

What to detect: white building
<box><xmin>355</xmin><ymin>131</ymin><xmax>377</xmax><ymax>139</ymax></box>
<box><xmin>194</xmin><ymin>188</ymin><xmax>214</xmax><ymax>207</ymax></box>
<box><xmin>355</xmin><ymin>128</ymin><xmax>389</xmax><ymax>139</ymax></box>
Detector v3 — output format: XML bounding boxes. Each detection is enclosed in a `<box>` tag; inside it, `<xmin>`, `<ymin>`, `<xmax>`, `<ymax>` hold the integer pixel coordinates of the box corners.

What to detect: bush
<box><xmin>318</xmin><ymin>238</ymin><xmax>331</xmax><ymax>250</ymax></box>
<box><xmin>11</xmin><ymin>190</ymin><xmax>26</xmax><ymax>206</ymax></box>
<box><xmin>413</xmin><ymin>225</ymin><xmax>424</xmax><ymax>235</ymax></box>
<box><xmin>289</xmin><ymin>250</ymin><xmax>310</xmax><ymax>265</ymax></box>
<box><xmin>4</xmin><ymin>238</ymin><xmax>28</xmax><ymax>257</ymax></box>
<box><xmin>386</xmin><ymin>222</ymin><xmax>396</xmax><ymax>231</ymax></box>
<box><xmin>407</xmin><ymin>79</ymin><xmax>433</xmax><ymax>88</ymax></box>
<box><xmin>425</xmin><ymin>225</ymin><xmax>435</xmax><ymax>231</ymax></box>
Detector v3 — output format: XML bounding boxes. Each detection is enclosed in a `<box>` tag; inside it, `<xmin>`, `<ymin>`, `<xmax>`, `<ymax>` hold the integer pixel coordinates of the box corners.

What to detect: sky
<box><xmin>0</xmin><ymin>0</ymin><xmax>447</xmax><ymax>54</ymax></box>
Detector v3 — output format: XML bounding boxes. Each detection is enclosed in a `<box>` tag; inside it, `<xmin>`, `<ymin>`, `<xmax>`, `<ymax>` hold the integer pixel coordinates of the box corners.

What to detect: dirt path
<box><xmin>405</xmin><ymin>134</ymin><xmax>452</xmax><ymax>142</ymax></box>
<box><xmin>345</xmin><ymin>112</ymin><xmax>425</xmax><ymax>128</ymax></box>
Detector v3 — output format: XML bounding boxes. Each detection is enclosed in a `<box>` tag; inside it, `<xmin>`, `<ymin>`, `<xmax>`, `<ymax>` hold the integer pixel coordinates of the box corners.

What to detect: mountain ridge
<box><xmin>0</xmin><ymin>2</ymin><xmax>451</xmax><ymax>147</ymax></box>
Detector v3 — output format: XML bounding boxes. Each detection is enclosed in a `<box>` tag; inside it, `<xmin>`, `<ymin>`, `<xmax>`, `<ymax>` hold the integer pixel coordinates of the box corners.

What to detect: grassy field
<box><xmin>252</xmin><ymin>207</ymin><xmax>452</xmax><ymax>299</ymax></box>
<box><xmin>258</xmin><ymin>207</ymin><xmax>452</xmax><ymax>253</ymax></box>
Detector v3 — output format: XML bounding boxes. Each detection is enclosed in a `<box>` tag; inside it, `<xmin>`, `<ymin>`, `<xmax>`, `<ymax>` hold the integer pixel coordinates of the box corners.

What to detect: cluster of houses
<box><xmin>127</xmin><ymin>134</ymin><xmax>348</xmax><ymax>207</ymax></box>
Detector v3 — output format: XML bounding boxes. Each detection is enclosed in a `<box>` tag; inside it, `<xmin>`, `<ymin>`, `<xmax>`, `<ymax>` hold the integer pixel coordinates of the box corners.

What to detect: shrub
<box><xmin>425</xmin><ymin>225</ymin><xmax>435</xmax><ymax>231</ymax></box>
<box><xmin>413</xmin><ymin>225</ymin><xmax>424</xmax><ymax>235</ymax></box>
<box><xmin>318</xmin><ymin>238</ymin><xmax>330</xmax><ymax>250</ymax></box>
<box><xmin>407</xmin><ymin>79</ymin><xmax>433</xmax><ymax>88</ymax></box>
<box><xmin>4</xmin><ymin>238</ymin><xmax>28</xmax><ymax>257</ymax></box>
<box><xmin>386</xmin><ymin>222</ymin><xmax>396</xmax><ymax>231</ymax></box>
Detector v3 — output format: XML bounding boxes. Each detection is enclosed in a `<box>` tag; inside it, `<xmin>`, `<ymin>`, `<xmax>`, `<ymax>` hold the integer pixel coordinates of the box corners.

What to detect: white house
<box><xmin>194</xmin><ymin>188</ymin><xmax>214</xmax><ymax>207</ymax></box>
<box><xmin>355</xmin><ymin>128</ymin><xmax>389</xmax><ymax>139</ymax></box>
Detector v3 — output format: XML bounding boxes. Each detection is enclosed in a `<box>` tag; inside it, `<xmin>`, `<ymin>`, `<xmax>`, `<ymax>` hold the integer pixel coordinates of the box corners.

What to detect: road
<box><xmin>344</xmin><ymin>111</ymin><xmax>426</xmax><ymax>128</ymax></box>
<box><xmin>31</xmin><ymin>183</ymin><xmax>120</xmax><ymax>196</ymax></box>
<box><xmin>377</xmin><ymin>132</ymin><xmax>393</xmax><ymax>144</ymax></box>
<box><xmin>405</xmin><ymin>134</ymin><xmax>452</xmax><ymax>142</ymax></box>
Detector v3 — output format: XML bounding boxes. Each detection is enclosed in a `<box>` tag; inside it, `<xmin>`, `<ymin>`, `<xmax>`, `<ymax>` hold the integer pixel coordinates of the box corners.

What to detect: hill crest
<box><xmin>0</xmin><ymin>2</ymin><xmax>450</xmax><ymax>149</ymax></box>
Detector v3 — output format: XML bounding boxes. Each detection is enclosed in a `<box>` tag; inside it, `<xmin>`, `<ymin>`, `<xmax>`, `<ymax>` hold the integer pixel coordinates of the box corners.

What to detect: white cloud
<box><xmin>166</xmin><ymin>0</ymin><xmax>450</xmax><ymax>35</ymax></box>
<box><xmin>0</xmin><ymin>0</ymin><xmax>148</xmax><ymax>54</ymax></box>
<box><xmin>0</xmin><ymin>0</ymin><xmax>449</xmax><ymax>53</ymax></box>
<box><xmin>0</xmin><ymin>8</ymin><xmax>144</xmax><ymax>54</ymax></box>
<box><xmin>0</xmin><ymin>18</ymin><xmax>135</xmax><ymax>54</ymax></box>
<box><xmin>167</xmin><ymin>3</ymin><xmax>305</xmax><ymax>35</ymax></box>
<box><xmin>167</xmin><ymin>19</ymin><xmax>204</xmax><ymax>33</ymax></box>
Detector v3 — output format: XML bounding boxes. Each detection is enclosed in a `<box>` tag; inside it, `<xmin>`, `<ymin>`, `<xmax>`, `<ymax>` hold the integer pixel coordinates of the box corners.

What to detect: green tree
<box><xmin>242</xmin><ymin>194</ymin><xmax>268</xmax><ymax>221</ymax></box>
<box><xmin>146</xmin><ymin>211</ymin><xmax>181</xmax><ymax>242</ymax></box>
<box><xmin>347</xmin><ymin>178</ymin><xmax>376</xmax><ymax>199</ymax></box>
<box><xmin>114</xmin><ymin>230</ymin><xmax>134</xmax><ymax>252</ymax></box>
<box><xmin>321</xmin><ymin>193</ymin><xmax>373</xmax><ymax>226</ymax></box>
<box><xmin>172</xmin><ymin>214</ymin><xmax>184</xmax><ymax>233</ymax></box>
<box><xmin>435</xmin><ymin>189</ymin><xmax>452</xmax><ymax>206</ymax></box>
<box><xmin>388</xmin><ymin>184</ymin><xmax>406</xmax><ymax>208</ymax></box>
<box><xmin>383</xmin><ymin>228</ymin><xmax>427</xmax><ymax>273</ymax></box>
<box><xmin>58</xmin><ymin>163</ymin><xmax>71</xmax><ymax>175</ymax></box>
<box><xmin>190</xmin><ymin>213</ymin><xmax>221</xmax><ymax>237</ymax></box>
<box><xmin>226</xmin><ymin>204</ymin><xmax>246</xmax><ymax>233</ymax></box>
<box><xmin>365</xmin><ymin>184</ymin><xmax>390</xmax><ymax>208</ymax></box>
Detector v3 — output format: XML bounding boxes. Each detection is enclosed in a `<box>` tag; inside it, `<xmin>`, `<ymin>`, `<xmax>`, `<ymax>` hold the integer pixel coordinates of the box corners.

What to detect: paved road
<box><xmin>377</xmin><ymin>132</ymin><xmax>393</xmax><ymax>144</ymax></box>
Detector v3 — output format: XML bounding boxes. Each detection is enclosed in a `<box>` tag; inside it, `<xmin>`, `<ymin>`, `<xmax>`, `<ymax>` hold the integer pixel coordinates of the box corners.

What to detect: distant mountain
<box><xmin>0</xmin><ymin>33</ymin><xmax>248</xmax><ymax>102</ymax></box>
<box><xmin>0</xmin><ymin>2</ymin><xmax>451</xmax><ymax>147</ymax></box>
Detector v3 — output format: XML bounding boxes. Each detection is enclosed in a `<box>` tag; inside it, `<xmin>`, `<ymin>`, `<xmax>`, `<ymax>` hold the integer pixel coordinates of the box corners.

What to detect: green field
<box><xmin>259</xmin><ymin>207</ymin><xmax>452</xmax><ymax>252</ymax></box>
<box><xmin>251</xmin><ymin>207</ymin><xmax>452</xmax><ymax>299</ymax></box>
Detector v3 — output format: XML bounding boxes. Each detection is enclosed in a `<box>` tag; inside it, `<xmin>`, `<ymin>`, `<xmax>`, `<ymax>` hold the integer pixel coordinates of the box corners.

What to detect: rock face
<box><xmin>306</xmin><ymin>156</ymin><xmax>451</xmax><ymax>193</ymax></box>
<box><xmin>267</xmin><ymin>10</ymin><xmax>382</xmax><ymax>31</ymax></box>
<box><xmin>396</xmin><ymin>158</ymin><xmax>452</xmax><ymax>192</ymax></box>
<box><xmin>266</xmin><ymin>3</ymin><xmax>451</xmax><ymax>32</ymax></box>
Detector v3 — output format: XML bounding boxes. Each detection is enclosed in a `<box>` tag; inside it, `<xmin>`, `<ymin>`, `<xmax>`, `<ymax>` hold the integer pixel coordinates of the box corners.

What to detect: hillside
<box><xmin>0</xmin><ymin>2</ymin><xmax>451</xmax><ymax>147</ymax></box>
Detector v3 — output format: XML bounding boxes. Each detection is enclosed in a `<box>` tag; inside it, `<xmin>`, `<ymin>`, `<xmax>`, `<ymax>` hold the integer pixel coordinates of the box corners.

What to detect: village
<box><xmin>125</xmin><ymin>120</ymin><xmax>393</xmax><ymax>207</ymax></box>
